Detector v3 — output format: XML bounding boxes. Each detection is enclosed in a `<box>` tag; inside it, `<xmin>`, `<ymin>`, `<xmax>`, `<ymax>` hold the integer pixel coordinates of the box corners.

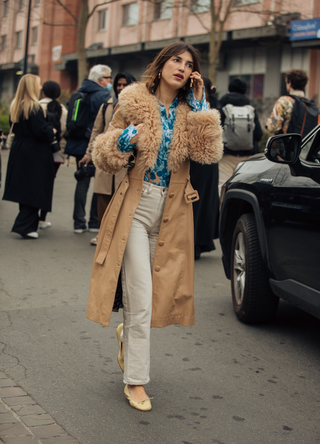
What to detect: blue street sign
<box><xmin>290</xmin><ymin>18</ymin><xmax>320</xmax><ymax>41</ymax></box>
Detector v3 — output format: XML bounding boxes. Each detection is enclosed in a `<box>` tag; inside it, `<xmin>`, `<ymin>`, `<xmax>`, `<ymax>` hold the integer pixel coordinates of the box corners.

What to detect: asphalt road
<box><xmin>0</xmin><ymin>149</ymin><xmax>320</xmax><ymax>444</ymax></box>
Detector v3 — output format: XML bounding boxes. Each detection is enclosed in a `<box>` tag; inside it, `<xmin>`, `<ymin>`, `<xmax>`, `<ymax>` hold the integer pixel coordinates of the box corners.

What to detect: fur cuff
<box><xmin>92</xmin><ymin>130</ymin><xmax>132</xmax><ymax>174</ymax></box>
<box><xmin>187</xmin><ymin>109</ymin><xmax>223</xmax><ymax>164</ymax></box>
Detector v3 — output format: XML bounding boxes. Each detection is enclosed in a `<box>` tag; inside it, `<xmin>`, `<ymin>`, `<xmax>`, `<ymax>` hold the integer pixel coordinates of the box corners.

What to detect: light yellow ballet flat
<box><xmin>124</xmin><ymin>385</ymin><xmax>152</xmax><ymax>412</ymax></box>
<box><xmin>116</xmin><ymin>324</ymin><xmax>124</xmax><ymax>372</ymax></box>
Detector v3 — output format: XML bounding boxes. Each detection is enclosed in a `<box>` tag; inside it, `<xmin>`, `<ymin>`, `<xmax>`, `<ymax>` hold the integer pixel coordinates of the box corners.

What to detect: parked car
<box><xmin>219</xmin><ymin>125</ymin><xmax>320</xmax><ymax>323</ymax></box>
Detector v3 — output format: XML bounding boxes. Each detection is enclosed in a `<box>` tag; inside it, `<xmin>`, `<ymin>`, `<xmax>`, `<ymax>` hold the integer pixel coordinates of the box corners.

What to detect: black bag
<box><xmin>46</xmin><ymin>111</ymin><xmax>61</xmax><ymax>153</ymax></box>
<box><xmin>287</xmin><ymin>96</ymin><xmax>319</xmax><ymax>139</ymax></box>
<box><xmin>67</xmin><ymin>92</ymin><xmax>92</xmax><ymax>140</ymax></box>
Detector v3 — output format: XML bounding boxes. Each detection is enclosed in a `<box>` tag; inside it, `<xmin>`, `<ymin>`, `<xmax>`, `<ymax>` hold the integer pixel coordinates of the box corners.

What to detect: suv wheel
<box><xmin>231</xmin><ymin>213</ymin><xmax>279</xmax><ymax>323</ymax></box>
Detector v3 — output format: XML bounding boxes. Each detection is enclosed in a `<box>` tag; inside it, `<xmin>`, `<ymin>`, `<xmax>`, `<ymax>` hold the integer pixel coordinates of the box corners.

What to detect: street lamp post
<box><xmin>23</xmin><ymin>0</ymin><xmax>32</xmax><ymax>75</ymax></box>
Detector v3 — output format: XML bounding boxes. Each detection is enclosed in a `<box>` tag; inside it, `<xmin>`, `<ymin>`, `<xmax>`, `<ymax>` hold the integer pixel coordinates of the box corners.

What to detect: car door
<box><xmin>267</xmin><ymin>127</ymin><xmax>320</xmax><ymax>292</ymax></box>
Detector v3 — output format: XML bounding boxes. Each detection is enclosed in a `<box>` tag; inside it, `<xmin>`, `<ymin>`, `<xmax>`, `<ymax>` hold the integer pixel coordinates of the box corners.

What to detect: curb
<box><xmin>0</xmin><ymin>371</ymin><xmax>79</xmax><ymax>444</ymax></box>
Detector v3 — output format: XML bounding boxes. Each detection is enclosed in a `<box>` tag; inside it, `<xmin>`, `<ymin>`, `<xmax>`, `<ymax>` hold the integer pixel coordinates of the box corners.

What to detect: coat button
<box><xmin>155</xmin><ymin>266</ymin><xmax>161</xmax><ymax>272</ymax></box>
<box><xmin>169</xmin><ymin>193</ymin><xmax>174</xmax><ymax>198</ymax></box>
<box><xmin>163</xmin><ymin>218</ymin><xmax>169</xmax><ymax>223</ymax></box>
<box><xmin>158</xmin><ymin>241</ymin><xmax>164</xmax><ymax>246</ymax></box>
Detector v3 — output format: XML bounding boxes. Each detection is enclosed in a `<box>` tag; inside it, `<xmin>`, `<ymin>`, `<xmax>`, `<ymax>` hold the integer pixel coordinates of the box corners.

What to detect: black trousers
<box><xmin>40</xmin><ymin>163</ymin><xmax>60</xmax><ymax>221</ymax></box>
<box><xmin>12</xmin><ymin>204</ymin><xmax>39</xmax><ymax>236</ymax></box>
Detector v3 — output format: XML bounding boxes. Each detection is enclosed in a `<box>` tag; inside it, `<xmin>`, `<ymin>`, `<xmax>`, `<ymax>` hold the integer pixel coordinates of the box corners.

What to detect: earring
<box><xmin>158</xmin><ymin>72</ymin><xmax>161</xmax><ymax>79</ymax></box>
<box><xmin>190</xmin><ymin>78</ymin><xmax>193</xmax><ymax>88</ymax></box>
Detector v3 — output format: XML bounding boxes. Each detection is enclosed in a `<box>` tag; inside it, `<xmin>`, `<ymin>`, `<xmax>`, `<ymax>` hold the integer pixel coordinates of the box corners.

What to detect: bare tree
<box><xmin>178</xmin><ymin>0</ymin><xmax>302</xmax><ymax>84</ymax></box>
<box><xmin>40</xmin><ymin>0</ymin><xmax>115</xmax><ymax>85</ymax></box>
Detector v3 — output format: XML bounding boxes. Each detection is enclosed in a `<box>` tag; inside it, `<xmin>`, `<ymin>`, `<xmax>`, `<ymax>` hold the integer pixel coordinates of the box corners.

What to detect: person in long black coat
<box><xmin>190</xmin><ymin>77</ymin><xmax>221</xmax><ymax>260</ymax></box>
<box><xmin>3</xmin><ymin>74</ymin><xmax>55</xmax><ymax>239</ymax></box>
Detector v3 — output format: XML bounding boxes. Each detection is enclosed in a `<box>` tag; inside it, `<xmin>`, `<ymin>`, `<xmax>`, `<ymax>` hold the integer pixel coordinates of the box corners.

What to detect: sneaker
<box><xmin>74</xmin><ymin>228</ymin><xmax>87</xmax><ymax>234</ymax></box>
<box><xmin>88</xmin><ymin>227</ymin><xmax>99</xmax><ymax>233</ymax></box>
<box><xmin>26</xmin><ymin>232</ymin><xmax>39</xmax><ymax>239</ymax></box>
<box><xmin>39</xmin><ymin>221</ymin><xmax>52</xmax><ymax>229</ymax></box>
<box><xmin>90</xmin><ymin>236</ymin><xmax>98</xmax><ymax>246</ymax></box>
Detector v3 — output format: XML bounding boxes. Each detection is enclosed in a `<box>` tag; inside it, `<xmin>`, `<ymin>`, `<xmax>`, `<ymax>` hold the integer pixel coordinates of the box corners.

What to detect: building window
<box><xmin>3</xmin><ymin>0</ymin><xmax>9</xmax><ymax>17</ymax></box>
<box><xmin>18</xmin><ymin>0</ymin><xmax>25</xmax><ymax>11</ymax></box>
<box><xmin>154</xmin><ymin>0</ymin><xmax>172</xmax><ymax>20</ymax></box>
<box><xmin>31</xmin><ymin>26</ymin><xmax>38</xmax><ymax>45</ymax></box>
<box><xmin>122</xmin><ymin>3</ymin><xmax>139</xmax><ymax>26</ymax></box>
<box><xmin>233</xmin><ymin>0</ymin><xmax>261</xmax><ymax>5</ymax></box>
<box><xmin>34</xmin><ymin>0</ymin><xmax>40</xmax><ymax>7</ymax></box>
<box><xmin>0</xmin><ymin>35</ymin><xmax>7</xmax><ymax>52</ymax></box>
<box><xmin>98</xmin><ymin>9</ymin><xmax>108</xmax><ymax>31</ymax></box>
<box><xmin>190</xmin><ymin>0</ymin><xmax>210</xmax><ymax>14</ymax></box>
<box><xmin>15</xmin><ymin>31</ymin><xmax>23</xmax><ymax>48</ymax></box>
<box><xmin>229</xmin><ymin>74</ymin><xmax>264</xmax><ymax>99</ymax></box>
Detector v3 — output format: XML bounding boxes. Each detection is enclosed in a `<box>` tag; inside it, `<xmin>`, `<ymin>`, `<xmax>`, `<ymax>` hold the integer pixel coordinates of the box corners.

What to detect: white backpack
<box><xmin>222</xmin><ymin>104</ymin><xmax>255</xmax><ymax>151</ymax></box>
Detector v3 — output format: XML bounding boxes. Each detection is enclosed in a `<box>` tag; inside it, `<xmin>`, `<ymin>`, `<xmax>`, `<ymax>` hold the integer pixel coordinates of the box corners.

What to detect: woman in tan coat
<box><xmin>87</xmin><ymin>42</ymin><xmax>223</xmax><ymax>411</ymax></box>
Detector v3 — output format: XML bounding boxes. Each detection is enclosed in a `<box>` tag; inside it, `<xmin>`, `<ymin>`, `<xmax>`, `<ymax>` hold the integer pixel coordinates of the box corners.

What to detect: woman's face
<box><xmin>117</xmin><ymin>77</ymin><xmax>128</xmax><ymax>95</ymax></box>
<box><xmin>160</xmin><ymin>51</ymin><xmax>194</xmax><ymax>91</ymax></box>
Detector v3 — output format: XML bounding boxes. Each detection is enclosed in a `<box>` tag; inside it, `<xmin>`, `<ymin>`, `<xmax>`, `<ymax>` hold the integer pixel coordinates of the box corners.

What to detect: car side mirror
<box><xmin>265</xmin><ymin>134</ymin><xmax>301</xmax><ymax>164</ymax></box>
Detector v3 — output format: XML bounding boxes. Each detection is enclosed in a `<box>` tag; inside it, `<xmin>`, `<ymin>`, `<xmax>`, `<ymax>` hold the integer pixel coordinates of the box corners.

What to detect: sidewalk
<box><xmin>0</xmin><ymin>371</ymin><xmax>78</xmax><ymax>444</ymax></box>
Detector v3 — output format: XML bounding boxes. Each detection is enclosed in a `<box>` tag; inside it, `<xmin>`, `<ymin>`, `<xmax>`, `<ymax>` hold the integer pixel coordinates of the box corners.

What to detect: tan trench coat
<box><xmin>86</xmin><ymin>83</ymin><xmax>223</xmax><ymax>328</ymax></box>
<box><xmin>85</xmin><ymin>97</ymin><xmax>126</xmax><ymax>195</ymax></box>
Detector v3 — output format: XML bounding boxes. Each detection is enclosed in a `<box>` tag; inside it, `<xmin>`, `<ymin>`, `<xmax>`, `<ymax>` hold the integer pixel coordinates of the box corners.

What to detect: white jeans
<box><xmin>121</xmin><ymin>182</ymin><xmax>168</xmax><ymax>385</ymax></box>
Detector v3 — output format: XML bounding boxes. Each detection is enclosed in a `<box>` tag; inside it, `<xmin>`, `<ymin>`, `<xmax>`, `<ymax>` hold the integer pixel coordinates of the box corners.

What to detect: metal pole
<box><xmin>23</xmin><ymin>0</ymin><xmax>32</xmax><ymax>75</ymax></box>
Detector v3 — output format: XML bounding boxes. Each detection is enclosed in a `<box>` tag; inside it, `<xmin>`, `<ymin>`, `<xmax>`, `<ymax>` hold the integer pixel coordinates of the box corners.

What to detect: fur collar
<box><xmin>118</xmin><ymin>83</ymin><xmax>190</xmax><ymax>171</ymax></box>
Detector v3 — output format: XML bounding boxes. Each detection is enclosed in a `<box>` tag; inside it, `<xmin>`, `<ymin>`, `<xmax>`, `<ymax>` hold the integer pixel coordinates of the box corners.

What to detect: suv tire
<box><xmin>231</xmin><ymin>213</ymin><xmax>279</xmax><ymax>323</ymax></box>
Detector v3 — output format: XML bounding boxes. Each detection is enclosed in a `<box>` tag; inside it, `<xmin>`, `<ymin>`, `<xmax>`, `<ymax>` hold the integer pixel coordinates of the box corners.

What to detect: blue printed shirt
<box><xmin>117</xmin><ymin>88</ymin><xmax>209</xmax><ymax>187</ymax></box>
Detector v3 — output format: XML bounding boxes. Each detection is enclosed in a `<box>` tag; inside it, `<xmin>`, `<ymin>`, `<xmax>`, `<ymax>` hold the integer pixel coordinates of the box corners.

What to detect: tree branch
<box><xmin>88</xmin><ymin>0</ymin><xmax>119</xmax><ymax>20</ymax></box>
<box><xmin>42</xmin><ymin>21</ymin><xmax>77</xmax><ymax>27</ymax></box>
<box><xmin>54</xmin><ymin>0</ymin><xmax>78</xmax><ymax>24</ymax></box>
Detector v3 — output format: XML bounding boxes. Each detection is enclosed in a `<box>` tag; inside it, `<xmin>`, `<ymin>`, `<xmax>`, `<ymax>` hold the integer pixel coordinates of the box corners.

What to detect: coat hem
<box><xmin>86</xmin><ymin>308</ymin><xmax>111</xmax><ymax>327</ymax></box>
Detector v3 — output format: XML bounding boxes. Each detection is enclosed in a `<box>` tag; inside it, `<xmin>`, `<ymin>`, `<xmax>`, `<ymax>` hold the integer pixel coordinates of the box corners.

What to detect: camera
<box><xmin>74</xmin><ymin>161</ymin><xmax>96</xmax><ymax>182</ymax></box>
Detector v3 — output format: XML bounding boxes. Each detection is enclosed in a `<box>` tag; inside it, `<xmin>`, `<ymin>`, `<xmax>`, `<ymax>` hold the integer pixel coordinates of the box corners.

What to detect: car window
<box><xmin>300</xmin><ymin>133</ymin><xmax>316</xmax><ymax>160</ymax></box>
<box><xmin>300</xmin><ymin>128</ymin><xmax>320</xmax><ymax>163</ymax></box>
<box><xmin>308</xmin><ymin>135</ymin><xmax>320</xmax><ymax>164</ymax></box>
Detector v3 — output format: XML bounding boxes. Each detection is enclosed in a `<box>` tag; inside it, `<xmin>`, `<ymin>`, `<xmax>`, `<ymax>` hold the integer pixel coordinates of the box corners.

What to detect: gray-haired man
<box><xmin>65</xmin><ymin>65</ymin><xmax>112</xmax><ymax>233</ymax></box>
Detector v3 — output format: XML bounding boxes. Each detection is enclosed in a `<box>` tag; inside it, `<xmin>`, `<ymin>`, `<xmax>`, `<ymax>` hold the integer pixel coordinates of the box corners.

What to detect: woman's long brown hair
<box><xmin>142</xmin><ymin>42</ymin><xmax>201</xmax><ymax>102</ymax></box>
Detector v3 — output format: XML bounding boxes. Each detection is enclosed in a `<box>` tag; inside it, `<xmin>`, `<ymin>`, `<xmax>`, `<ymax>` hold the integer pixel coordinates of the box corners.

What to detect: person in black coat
<box><xmin>190</xmin><ymin>77</ymin><xmax>221</xmax><ymax>260</ymax></box>
<box><xmin>64</xmin><ymin>64</ymin><xmax>112</xmax><ymax>234</ymax></box>
<box><xmin>3</xmin><ymin>74</ymin><xmax>56</xmax><ymax>239</ymax></box>
<box><xmin>218</xmin><ymin>78</ymin><xmax>263</xmax><ymax>194</ymax></box>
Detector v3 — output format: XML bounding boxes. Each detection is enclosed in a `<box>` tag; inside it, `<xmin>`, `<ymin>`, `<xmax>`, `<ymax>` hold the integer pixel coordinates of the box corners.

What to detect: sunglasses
<box><xmin>102</xmin><ymin>76</ymin><xmax>112</xmax><ymax>79</ymax></box>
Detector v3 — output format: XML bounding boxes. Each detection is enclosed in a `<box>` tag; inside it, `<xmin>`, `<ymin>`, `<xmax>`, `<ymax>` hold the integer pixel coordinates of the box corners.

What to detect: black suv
<box><xmin>219</xmin><ymin>125</ymin><xmax>320</xmax><ymax>323</ymax></box>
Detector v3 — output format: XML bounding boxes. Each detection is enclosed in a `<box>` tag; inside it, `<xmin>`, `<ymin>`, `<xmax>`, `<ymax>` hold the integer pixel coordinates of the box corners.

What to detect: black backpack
<box><xmin>66</xmin><ymin>92</ymin><xmax>92</xmax><ymax>140</ymax></box>
<box><xmin>287</xmin><ymin>95</ymin><xmax>319</xmax><ymax>139</ymax></box>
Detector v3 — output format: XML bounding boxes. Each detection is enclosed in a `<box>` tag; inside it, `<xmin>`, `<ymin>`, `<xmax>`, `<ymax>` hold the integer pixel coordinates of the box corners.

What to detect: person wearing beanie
<box><xmin>39</xmin><ymin>80</ymin><xmax>68</xmax><ymax>229</ymax></box>
<box><xmin>218</xmin><ymin>78</ymin><xmax>262</xmax><ymax>195</ymax></box>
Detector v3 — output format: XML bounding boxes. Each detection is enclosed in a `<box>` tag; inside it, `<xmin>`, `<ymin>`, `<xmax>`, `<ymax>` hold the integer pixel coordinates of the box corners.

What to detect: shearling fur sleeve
<box><xmin>92</xmin><ymin>105</ymin><xmax>131</xmax><ymax>174</ymax></box>
<box><xmin>187</xmin><ymin>109</ymin><xmax>223</xmax><ymax>164</ymax></box>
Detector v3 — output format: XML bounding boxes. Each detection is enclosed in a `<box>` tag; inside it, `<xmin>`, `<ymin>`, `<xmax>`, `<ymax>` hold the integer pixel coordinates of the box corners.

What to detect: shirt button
<box><xmin>169</xmin><ymin>193</ymin><xmax>174</xmax><ymax>198</ymax></box>
<box><xmin>155</xmin><ymin>266</ymin><xmax>161</xmax><ymax>272</ymax></box>
<box><xmin>163</xmin><ymin>218</ymin><xmax>169</xmax><ymax>223</ymax></box>
<box><xmin>158</xmin><ymin>241</ymin><xmax>164</xmax><ymax>246</ymax></box>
